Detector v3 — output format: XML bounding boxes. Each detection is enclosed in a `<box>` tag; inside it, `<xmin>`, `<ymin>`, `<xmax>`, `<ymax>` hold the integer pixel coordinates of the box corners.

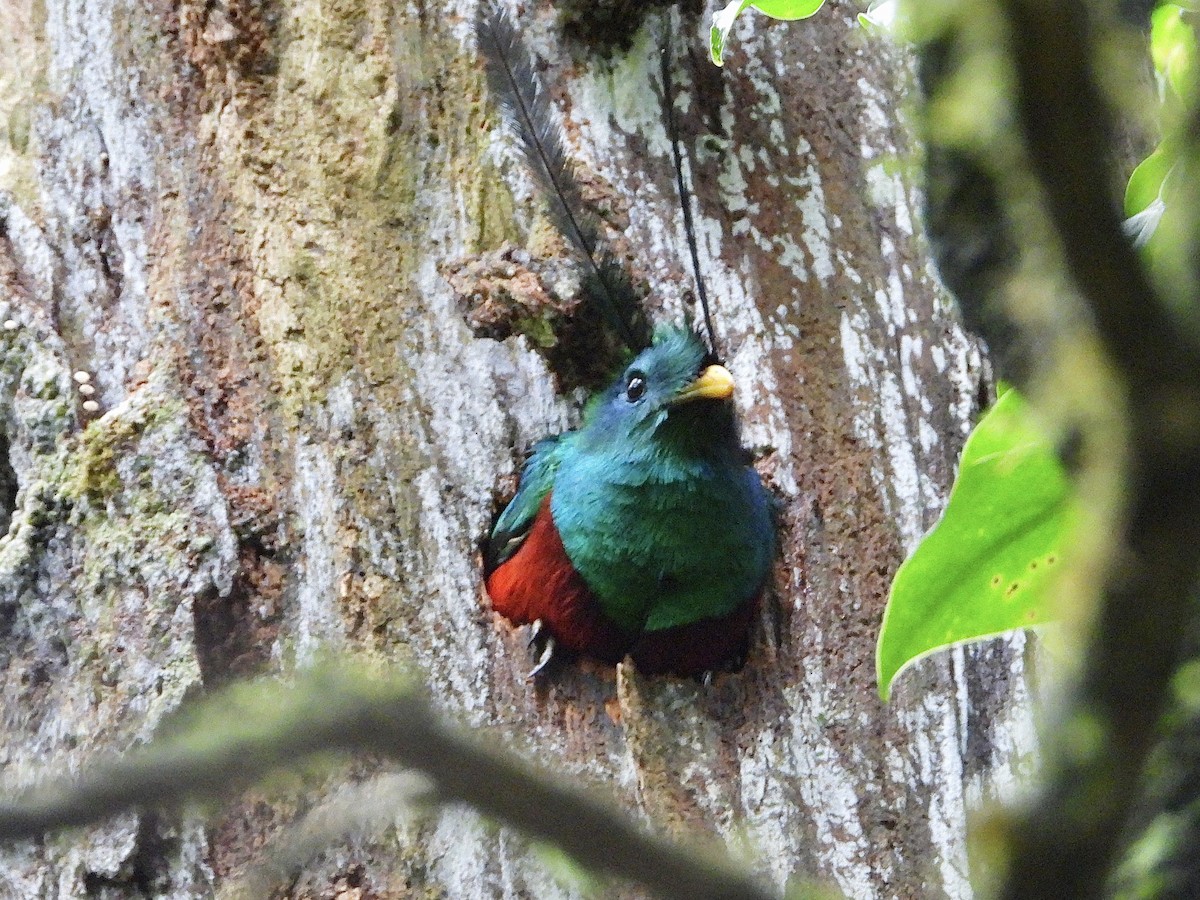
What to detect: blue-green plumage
<box><xmin>485</xmin><ymin>326</ymin><xmax>774</xmax><ymax>676</ymax></box>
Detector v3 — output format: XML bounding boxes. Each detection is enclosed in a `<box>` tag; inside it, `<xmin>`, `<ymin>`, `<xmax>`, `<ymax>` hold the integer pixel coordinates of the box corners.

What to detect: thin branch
<box><xmin>0</xmin><ymin>666</ymin><xmax>782</xmax><ymax>900</ymax></box>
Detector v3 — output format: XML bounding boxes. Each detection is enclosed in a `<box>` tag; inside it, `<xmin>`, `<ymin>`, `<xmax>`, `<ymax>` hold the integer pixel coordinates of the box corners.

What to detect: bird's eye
<box><xmin>625</xmin><ymin>372</ymin><xmax>646</xmax><ymax>402</ymax></box>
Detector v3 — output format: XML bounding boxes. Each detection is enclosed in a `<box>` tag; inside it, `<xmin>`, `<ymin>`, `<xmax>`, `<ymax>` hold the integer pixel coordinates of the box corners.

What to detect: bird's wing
<box><xmin>485</xmin><ymin>435</ymin><xmax>569</xmax><ymax>571</ymax></box>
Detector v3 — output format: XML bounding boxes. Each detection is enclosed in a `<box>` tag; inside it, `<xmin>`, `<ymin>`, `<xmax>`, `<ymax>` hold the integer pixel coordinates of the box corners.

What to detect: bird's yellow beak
<box><xmin>673</xmin><ymin>364</ymin><xmax>735</xmax><ymax>404</ymax></box>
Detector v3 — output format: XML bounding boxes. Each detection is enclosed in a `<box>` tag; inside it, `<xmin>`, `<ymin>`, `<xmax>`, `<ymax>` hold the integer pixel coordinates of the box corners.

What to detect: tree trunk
<box><xmin>0</xmin><ymin>0</ymin><xmax>1031</xmax><ymax>896</ymax></box>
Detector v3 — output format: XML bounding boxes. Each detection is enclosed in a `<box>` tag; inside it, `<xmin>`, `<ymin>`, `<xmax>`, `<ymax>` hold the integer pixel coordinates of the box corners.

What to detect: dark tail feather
<box><xmin>659</xmin><ymin>22</ymin><xmax>720</xmax><ymax>362</ymax></box>
<box><xmin>475</xmin><ymin>2</ymin><xmax>650</xmax><ymax>351</ymax></box>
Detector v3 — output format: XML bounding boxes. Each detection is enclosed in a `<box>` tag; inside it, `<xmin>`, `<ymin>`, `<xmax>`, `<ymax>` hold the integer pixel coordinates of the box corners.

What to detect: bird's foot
<box><xmin>528</xmin><ymin>639</ymin><xmax>556</xmax><ymax>679</ymax></box>
<box><xmin>526</xmin><ymin>619</ymin><xmax>557</xmax><ymax>680</ymax></box>
<box><xmin>528</xmin><ymin>618</ymin><xmax>545</xmax><ymax>648</ymax></box>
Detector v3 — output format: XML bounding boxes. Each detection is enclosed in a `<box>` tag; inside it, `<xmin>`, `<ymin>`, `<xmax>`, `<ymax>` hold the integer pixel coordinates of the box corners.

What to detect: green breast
<box><xmin>550</xmin><ymin>444</ymin><xmax>773</xmax><ymax>634</ymax></box>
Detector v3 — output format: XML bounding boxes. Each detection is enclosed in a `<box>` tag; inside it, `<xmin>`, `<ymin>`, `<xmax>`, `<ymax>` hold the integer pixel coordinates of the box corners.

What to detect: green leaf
<box><xmin>876</xmin><ymin>388</ymin><xmax>1074</xmax><ymax>700</ymax></box>
<box><xmin>1125</xmin><ymin>146</ymin><xmax>1172</xmax><ymax>217</ymax></box>
<box><xmin>746</xmin><ymin>0</ymin><xmax>828</xmax><ymax>18</ymax></box>
<box><xmin>1152</xmin><ymin>4</ymin><xmax>1198</xmax><ymax>101</ymax></box>
<box><xmin>710</xmin><ymin>0</ymin><xmax>827</xmax><ymax>66</ymax></box>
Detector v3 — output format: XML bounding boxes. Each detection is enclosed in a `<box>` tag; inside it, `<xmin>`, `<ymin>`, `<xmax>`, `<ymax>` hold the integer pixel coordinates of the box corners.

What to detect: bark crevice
<box><xmin>0</xmin><ymin>433</ymin><xmax>16</xmax><ymax>537</ymax></box>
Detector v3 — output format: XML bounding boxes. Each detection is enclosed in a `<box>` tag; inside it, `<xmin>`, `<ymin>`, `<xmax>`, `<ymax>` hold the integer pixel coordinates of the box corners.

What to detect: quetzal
<box><xmin>485</xmin><ymin>326</ymin><xmax>775</xmax><ymax>677</ymax></box>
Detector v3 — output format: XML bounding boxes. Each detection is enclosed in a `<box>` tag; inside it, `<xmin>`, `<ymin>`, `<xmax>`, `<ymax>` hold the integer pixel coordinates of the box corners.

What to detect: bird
<box><xmin>484</xmin><ymin>325</ymin><xmax>775</xmax><ymax>678</ymax></box>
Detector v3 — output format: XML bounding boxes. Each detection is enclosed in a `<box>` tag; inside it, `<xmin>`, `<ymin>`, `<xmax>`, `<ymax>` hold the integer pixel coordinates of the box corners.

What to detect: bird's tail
<box><xmin>658</xmin><ymin>22</ymin><xmax>721</xmax><ymax>362</ymax></box>
<box><xmin>475</xmin><ymin>2</ymin><xmax>650</xmax><ymax>352</ymax></box>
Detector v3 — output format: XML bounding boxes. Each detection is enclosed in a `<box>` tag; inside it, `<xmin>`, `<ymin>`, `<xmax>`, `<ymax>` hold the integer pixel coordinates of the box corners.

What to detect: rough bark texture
<box><xmin>0</xmin><ymin>0</ymin><xmax>1031</xmax><ymax>897</ymax></box>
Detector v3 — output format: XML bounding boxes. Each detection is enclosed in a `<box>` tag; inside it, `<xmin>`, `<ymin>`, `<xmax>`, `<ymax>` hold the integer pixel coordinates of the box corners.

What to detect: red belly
<box><xmin>485</xmin><ymin>495</ymin><xmax>758</xmax><ymax>676</ymax></box>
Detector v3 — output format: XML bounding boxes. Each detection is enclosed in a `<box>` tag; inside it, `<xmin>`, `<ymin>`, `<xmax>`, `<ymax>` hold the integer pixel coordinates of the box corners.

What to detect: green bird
<box><xmin>485</xmin><ymin>326</ymin><xmax>775</xmax><ymax>677</ymax></box>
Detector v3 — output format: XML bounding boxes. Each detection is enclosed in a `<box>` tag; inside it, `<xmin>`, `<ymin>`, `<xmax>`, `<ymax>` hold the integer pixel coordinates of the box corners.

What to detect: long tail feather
<box><xmin>659</xmin><ymin>22</ymin><xmax>720</xmax><ymax>361</ymax></box>
<box><xmin>475</xmin><ymin>3</ymin><xmax>649</xmax><ymax>351</ymax></box>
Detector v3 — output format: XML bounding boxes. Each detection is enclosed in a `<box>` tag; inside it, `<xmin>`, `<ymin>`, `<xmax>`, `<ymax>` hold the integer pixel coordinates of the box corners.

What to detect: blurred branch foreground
<box><xmin>0</xmin><ymin>666</ymin><xmax>781</xmax><ymax>900</ymax></box>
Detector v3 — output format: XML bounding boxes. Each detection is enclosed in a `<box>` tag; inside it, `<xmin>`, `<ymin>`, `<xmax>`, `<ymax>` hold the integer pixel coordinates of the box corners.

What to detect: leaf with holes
<box><xmin>876</xmin><ymin>388</ymin><xmax>1074</xmax><ymax>700</ymax></box>
<box><xmin>710</xmin><ymin>0</ymin><xmax>827</xmax><ymax>66</ymax></box>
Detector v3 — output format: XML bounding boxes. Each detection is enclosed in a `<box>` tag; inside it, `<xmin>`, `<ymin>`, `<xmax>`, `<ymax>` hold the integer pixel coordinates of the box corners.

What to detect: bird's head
<box><xmin>582</xmin><ymin>325</ymin><xmax>741</xmax><ymax>456</ymax></box>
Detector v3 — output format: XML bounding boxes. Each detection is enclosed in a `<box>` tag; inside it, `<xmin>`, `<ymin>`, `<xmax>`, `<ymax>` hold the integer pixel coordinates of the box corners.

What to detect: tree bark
<box><xmin>0</xmin><ymin>0</ymin><xmax>1031</xmax><ymax>896</ymax></box>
